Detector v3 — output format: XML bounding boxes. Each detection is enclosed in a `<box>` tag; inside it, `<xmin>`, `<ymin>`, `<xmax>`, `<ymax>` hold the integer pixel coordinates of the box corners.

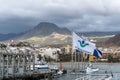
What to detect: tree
<box><xmin>0</xmin><ymin>43</ymin><xmax>7</xmax><ymax>49</ymax></box>
<box><xmin>37</xmin><ymin>54</ymin><xmax>43</xmax><ymax>61</ymax></box>
<box><xmin>108</xmin><ymin>54</ymin><xmax>113</xmax><ymax>62</ymax></box>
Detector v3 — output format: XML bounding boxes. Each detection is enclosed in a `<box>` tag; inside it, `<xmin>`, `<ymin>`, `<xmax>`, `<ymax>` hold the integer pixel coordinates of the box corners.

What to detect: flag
<box><xmin>72</xmin><ymin>32</ymin><xmax>102</xmax><ymax>58</ymax></box>
<box><xmin>93</xmin><ymin>49</ymin><xmax>102</xmax><ymax>58</ymax></box>
<box><xmin>72</xmin><ymin>32</ymin><xmax>96</xmax><ymax>55</ymax></box>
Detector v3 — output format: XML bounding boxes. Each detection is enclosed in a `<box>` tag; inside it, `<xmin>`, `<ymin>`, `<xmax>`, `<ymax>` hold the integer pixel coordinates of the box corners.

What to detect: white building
<box><xmin>39</xmin><ymin>47</ymin><xmax>61</xmax><ymax>60</ymax></box>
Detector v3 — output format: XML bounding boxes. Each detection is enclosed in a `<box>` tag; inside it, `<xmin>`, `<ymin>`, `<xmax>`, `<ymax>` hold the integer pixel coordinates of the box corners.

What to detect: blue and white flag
<box><xmin>72</xmin><ymin>32</ymin><xmax>102</xmax><ymax>58</ymax></box>
<box><xmin>93</xmin><ymin>49</ymin><xmax>102</xmax><ymax>58</ymax></box>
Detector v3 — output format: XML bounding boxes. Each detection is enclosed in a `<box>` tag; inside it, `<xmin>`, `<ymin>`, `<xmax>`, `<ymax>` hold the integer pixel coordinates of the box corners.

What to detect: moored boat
<box><xmin>86</xmin><ymin>63</ymin><xmax>99</xmax><ymax>74</ymax></box>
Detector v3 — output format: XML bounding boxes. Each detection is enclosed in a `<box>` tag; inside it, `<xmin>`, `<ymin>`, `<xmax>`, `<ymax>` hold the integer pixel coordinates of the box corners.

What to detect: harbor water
<box><xmin>49</xmin><ymin>62</ymin><xmax>120</xmax><ymax>80</ymax></box>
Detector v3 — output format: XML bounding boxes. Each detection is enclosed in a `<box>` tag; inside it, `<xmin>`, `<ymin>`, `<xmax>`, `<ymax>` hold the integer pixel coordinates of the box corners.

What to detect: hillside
<box><xmin>105</xmin><ymin>33</ymin><xmax>120</xmax><ymax>46</ymax></box>
<box><xmin>21</xmin><ymin>32</ymin><xmax>72</xmax><ymax>46</ymax></box>
<box><xmin>77</xmin><ymin>31</ymin><xmax>119</xmax><ymax>37</ymax></box>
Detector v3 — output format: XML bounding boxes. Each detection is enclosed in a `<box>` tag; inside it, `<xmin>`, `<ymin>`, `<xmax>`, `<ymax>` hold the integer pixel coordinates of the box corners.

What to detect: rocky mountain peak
<box><xmin>34</xmin><ymin>22</ymin><xmax>59</xmax><ymax>29</ymax></box>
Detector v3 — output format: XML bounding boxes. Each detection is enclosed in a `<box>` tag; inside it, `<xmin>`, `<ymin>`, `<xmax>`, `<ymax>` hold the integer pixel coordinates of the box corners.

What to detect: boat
<box><xmin>86</xmin><ymin>62</ymin><xmax>99</xmax><ymax>74</ymax></box>
<box><xmin>57</xmin><ymin>70</ymin><xmax>63</xmax><ymax>75</ymax></box>
<box><xmin>57</xmin><ymin>63</ymin><xmax>63</xmax><ymax>75</ymax></box>
<box><xmin>34</xmin><ymin>64</ymin><xmax>50</xmax><ymax>73</ymax></box>
<box><xmin>51</xmin><ymin>63</ymin><xmax>67</xmax><ymax>78</ymax></box>
<box><xmin>86</xmin><ymin>66</ymin><xmax>99</xmax><ymax>74</ymax></box>
<box><xmin>30</xmin><ymin>59</ymin><xmax>51</xmax><ymax>73</ymax></box>
<box><xmin>53</xmin><ymin>63</ymin><xmax>63</xmax><ymax>75</ymax></box>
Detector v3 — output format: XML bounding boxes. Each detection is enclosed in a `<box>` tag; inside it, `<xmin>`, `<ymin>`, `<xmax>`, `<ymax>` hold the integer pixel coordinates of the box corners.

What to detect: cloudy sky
<box><xmin>0</xmin><ymin>0</ymin><xmax>120</xmax><ymax>33</ymax></box>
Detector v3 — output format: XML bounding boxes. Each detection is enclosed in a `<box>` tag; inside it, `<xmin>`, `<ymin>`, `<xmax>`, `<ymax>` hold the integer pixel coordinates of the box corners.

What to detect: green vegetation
<box><xmin>10</xmin><ymin>42</ymin><xmax>31</xmax><ymax>47</ymax></box>
<box><xmin>37</xmin><ymin>50</ymin><xmax>92</xmax><ymax>62</ymax></box>
<box><xmin>108</xmin><ymin>54</ymin><xmax>119</xmax><ymax>63</ymax></box>
<box><xmin>0</xmin><ymin>43</ymin><xmax>7</xmax><ymax>48</ymax></box>
<box><xmin>58</xmin><ymin>54</ymin><xmax>71</xmax><ymax>62</ymax></box>
<box><xmin>37</xmin><ymin>54</ymin><xmax>43</xmax><ymax>61</ymax></box>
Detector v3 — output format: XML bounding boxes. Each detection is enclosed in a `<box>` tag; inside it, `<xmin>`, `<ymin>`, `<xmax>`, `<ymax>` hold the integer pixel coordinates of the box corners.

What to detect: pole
<box><xmin>71</xmin><ymin>32</ymin><xmax>73</xmax><ymax>71</ymax></box>
<box><xmin>71</xmin><ymin>32</ymin><xmax>75</xmax><ymax>72</ymax></box>
<box><xmin>75</xmin><ymin>50</ymin><xmax>76</xmax><ymax>66</ymax></box>
<box><xmin>71</xmin><ymin>50</ymin><xmax>73</xmax><ymax>70</ymax></box>
<box><xmin>78</xmin><ymin>52</ymin><xmax>80</xmax><ymax>70</ymax></box>
<box><xmin>81</xmin><ymin>53</ymin><xmax>84</xmax><ymax>70</ymax></box>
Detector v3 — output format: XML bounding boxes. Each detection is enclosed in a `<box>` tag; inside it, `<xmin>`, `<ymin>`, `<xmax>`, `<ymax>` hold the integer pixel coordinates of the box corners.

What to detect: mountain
<box><xmin>15</xmin><ymin>22</ymin><xmax>71</xmax><ymax>46</ymax></box>
<box><xmin>0</xmin><ymin>22</ymin><xmax>71</xmax><ymax>46</ymax></box>
<box><xmin>105</xmin><ymin>33</ymin><xmax>120</xmax><ymax>46</ymax></box>
<box><xmin>19</xmin><ymin>22</ymin><xmax>71</xmax><ymax>39</ymax></box>
<box><xmin>77</xmin><ymin>31</ymin><xmax>119</xmax><ymax>37</ymax></box>
<box><xmin>0</xmin><ymin>22</ymin><xmax>71</xmax><ymax>41</ymax></box>
<box><xmin>0</xmin><ymin>22</ymin><xmax>120</xmax><ymax>47</ymax></box>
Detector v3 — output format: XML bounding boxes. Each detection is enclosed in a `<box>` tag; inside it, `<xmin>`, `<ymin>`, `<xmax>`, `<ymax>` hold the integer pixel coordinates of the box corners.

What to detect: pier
<box><xmin>0</xmin><ymin>47</ymin><xmax>53</xmax><ymax>80</ymax></box>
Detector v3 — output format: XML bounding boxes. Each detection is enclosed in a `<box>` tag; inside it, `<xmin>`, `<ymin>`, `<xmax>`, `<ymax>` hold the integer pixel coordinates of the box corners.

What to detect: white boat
<box><xmin>86</xmin><ymin>63</ymin><xmax>99</xmax><ymax>74</ymax></box>
<box><xmin>86</xmin><ymin>67</ymin><xmax>99</xmax><ymax>74</ymax></box>
<box><xmin>57</xmin><ymin>70</ymin><xmax>63</xmax><ymax>75</ymax></box>
<box><xmin>34</xmin><ymin>64</ymin><xmax>50</xmax><ymax>73</ymax></box>
<box><xmin>31</xmin><ymin>59</ymin><xmax>50</xmax><ymax>73</ymax></box>
<box><xmin>55</xmin><ymin>63</ymin><xmax>63</xmax><ymax>75</ymax></box>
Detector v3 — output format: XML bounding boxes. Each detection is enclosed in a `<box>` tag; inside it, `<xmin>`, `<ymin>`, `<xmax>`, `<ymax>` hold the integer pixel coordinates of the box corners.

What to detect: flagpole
<box><xmin>71</xmin><ymin>32</ymin><xmax>75</xmax><ymax>72</ymax></box>
<box><xmin>78</xmin><ymin>51</ymin><xmax>80</xmax><ymax>70</ymax></box>
<box><xmin>75</xmin><ymin>49</ymin><xmax>76</xmax><ymax>70</ymax></box>
<box><xmin>71</xmin><ymin>49</ymin><xmax>74</xmax><ymax>71</ymax></box>
<box><xmin>82</xmin><ymin>52</ymin><xmax>84</xmax><ymax>70</ymax></box>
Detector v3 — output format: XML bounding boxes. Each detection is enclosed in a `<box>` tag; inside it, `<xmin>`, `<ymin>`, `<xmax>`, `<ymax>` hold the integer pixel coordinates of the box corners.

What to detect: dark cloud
<box><xmin>0</xmin><ymin>0</ymin><xmax>120</xmax><ymax>33</ymax></box>
<box><xmin>0</xmin><ymin>17</ymin><xmax>37</xmax><ymax>33</ymax></box>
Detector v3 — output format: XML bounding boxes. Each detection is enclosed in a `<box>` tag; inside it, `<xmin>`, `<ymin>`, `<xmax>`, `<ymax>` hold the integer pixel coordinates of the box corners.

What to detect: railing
<box><xmin>75</xmin><ymin>73</ymin><xmax>120</xmax><ymax>80</ymax></box>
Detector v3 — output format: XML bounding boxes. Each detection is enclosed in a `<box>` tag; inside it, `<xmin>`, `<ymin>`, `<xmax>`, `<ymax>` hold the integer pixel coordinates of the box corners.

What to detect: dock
<box><xmin>0</xmin><ymin>48</ymin><xmax>53</xmax><ymax>80</ymax></box>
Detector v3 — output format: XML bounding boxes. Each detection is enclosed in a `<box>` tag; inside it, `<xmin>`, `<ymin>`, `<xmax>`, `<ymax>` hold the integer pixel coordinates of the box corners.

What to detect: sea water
<box><xmin>49</xmin><ymin>62</ymin><xmax>120</xmax><ymax>80</ymax></box>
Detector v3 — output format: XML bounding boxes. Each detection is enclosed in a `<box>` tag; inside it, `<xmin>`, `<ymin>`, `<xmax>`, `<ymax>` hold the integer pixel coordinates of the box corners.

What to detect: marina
<box><xmin>0</xmin><ymin>46</ymin><xmax>120</xmax><ymax>80</ymax></box>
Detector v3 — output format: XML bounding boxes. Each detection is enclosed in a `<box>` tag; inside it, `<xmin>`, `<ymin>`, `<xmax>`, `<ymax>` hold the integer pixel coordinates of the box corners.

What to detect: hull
<box><xmin>86</xmin><ymin>67</ymin><xmax>99</xmax><ymax>74</ymax></box>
